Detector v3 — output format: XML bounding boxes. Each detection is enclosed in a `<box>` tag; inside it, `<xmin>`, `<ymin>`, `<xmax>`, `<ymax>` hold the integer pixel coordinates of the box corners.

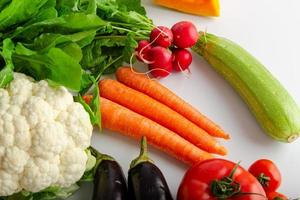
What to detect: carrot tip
<box><xmin>217</xmin><ymin>146</ymin><xmax>228</xmax><ymax>156</ymax></box>
<box><xmin>223</xmin><ymin>134</ymin><xmax>231</xmax><ymax>140</ymax></box>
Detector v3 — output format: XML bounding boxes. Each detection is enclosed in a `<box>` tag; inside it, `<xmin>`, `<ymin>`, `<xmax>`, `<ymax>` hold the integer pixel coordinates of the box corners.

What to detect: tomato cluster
<box><xmin>248</xmin><ymin>159</ymin><xmax>287</xmax><ymax>200</ymax></box>
<box><xmin>135</xmin><ymin>21</ymin><xmax>198</xmax><ymax>78</ymax></box>
<box><xmin>177</xmin><ymin>159</ymin><xmax>288</xmax><ymax>200</ymax></box>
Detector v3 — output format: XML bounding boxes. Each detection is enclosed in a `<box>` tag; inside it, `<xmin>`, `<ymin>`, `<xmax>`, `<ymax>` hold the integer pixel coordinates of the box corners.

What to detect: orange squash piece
<box><xmin>153</xmin><ymin>0</ymin><xmax>220</xmax><ymax>17</ymax></box>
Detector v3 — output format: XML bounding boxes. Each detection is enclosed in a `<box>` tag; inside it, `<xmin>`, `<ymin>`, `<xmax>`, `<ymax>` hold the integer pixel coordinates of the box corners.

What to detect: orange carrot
<box><xmin>100</xmin><ymin>97</ymin><xmax>213</xmax><ymax>165</ymax></box>
<box><xmin>99</xmin><ymin>79</ymin><xmax>227</xmax><ymax>155</ymax></box>
<box><xmin>116</xmin><ymin>67</ymin><xmax>230</xmax><ymax>139</ymax></box>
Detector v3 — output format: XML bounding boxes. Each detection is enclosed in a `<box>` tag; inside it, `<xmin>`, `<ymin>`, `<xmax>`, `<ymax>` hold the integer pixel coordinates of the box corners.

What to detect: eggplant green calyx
<box><xmin>90</xmin><ymin>146</ymin><xmax>115</xmax><ymax>163</ymax></box>
<box><xmin>130</xmin><ymin>136</ymin><xmax>153</xmax><ymax>169</ymax></box>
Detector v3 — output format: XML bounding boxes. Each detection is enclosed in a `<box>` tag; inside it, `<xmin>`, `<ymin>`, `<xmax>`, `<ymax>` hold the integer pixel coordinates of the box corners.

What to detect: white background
<box><xmin>72</xmin><ymin>0</ymin><xmax>300</xmax><ymax>199</ymax></box>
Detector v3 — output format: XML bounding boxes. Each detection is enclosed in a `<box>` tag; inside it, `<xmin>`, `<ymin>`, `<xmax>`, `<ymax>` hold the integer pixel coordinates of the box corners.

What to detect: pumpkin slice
<box><xmin>153</xmin><ymin>0</ymin><xmax>220</xmax><ymax>17</ymax></box>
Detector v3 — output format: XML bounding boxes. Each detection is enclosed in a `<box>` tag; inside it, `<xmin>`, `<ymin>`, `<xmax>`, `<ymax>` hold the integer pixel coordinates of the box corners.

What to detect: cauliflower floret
<box><xmin>2</xmin><ymin>147</ymin><xmax>29</xmax><ymax>174</ymax></box>
<box><xmin>0</xmin><ymin>114</ymin><xmax>14</xmax><ymax>147</ymax></box>
<box><xmin>0</xmin><ymin>146</ymin><xmax>5</xmax><ymax>163</ymax></box>
<box><xmin>31</xmin><ymin>122</ymin><xmax>68</xmax><ymax>159</ymax></box>
<box><xmin>0</xmin><ymin>73</ymin><xmax>93</xmax><ymax>196</ymax></box>
<box><xmin>57</xmin><ymin>103</ymin><xmax>93</xmax><ymax>149</ymax></box>
<box><xmin>20</xmin><ymin>156</ymin><xmax>60</xmax><ymax>192</ymax></box>
<box><xmin>8</xmin><ymin>73</ymin><xmax>34</xmax><ymax>106</ymax></box>
<box><xmin>0</xmin><ymin>89</ymin><xmax>10</xmax><ymax>115</ymax></box>
<box><xmin>22</xmin><ymin>96</ymin><xmax>55</xmax><ymax>127</ymax></box>
<box><xmin>13</xmin><ymin>115</ymin><xmax>31</xmax><ymax>151</ymax></box>
<box><xmin>32</xmin><ymin>80</ymin><xmax>74</xmax><ymax>117</ymax></box>
<box><xmin>56</xmin><ymin>147</ymin><xmax>88</xmax><ymax>187</ymax></box>
<box><xmin>0</xmin><ymin>171</ymin><xmax>21</xmax><ymax>196</ymax></box>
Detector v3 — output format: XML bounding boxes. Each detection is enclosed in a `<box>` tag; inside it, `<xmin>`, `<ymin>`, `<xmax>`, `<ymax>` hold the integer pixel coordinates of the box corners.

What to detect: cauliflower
<box><xmin>0</xmin><ymin>73</ymin><xmax>93</xmax><ymax>196</ymax></box>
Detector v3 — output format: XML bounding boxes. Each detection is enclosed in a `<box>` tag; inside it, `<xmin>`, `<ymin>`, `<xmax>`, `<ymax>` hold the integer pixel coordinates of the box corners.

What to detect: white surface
<box><xmin>71</xmin><ymin>0</ymin><xmax>300</xmax><ymax>199</ymax></box>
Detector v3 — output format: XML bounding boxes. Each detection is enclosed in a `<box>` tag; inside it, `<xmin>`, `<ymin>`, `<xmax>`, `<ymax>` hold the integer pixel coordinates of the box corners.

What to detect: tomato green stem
<box><xmin>210</xmin><ymin>161</ymin><xmax>267</xmax><ymax>200</ymax></box>
<box><xmin>210</xmin><ymin>162</ymin><xmax>241</xmax><ymax>199</ymax></box>
<box><xmin>274</xmin><ymin>197</ymin><xmax>284</xmax><ymax>200</ymax></box>
<box><xmin>257</xmin><ymin>173</ymin><xmax>270</xmax><ymax>187</ymax></box>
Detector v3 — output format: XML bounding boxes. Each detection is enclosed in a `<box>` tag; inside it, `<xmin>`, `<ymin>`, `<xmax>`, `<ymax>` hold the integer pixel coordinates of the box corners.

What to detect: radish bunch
<box><xmin>135</xmin><ymin>21</ymin><xmax>199</xmax><ymax>78</ymax></box>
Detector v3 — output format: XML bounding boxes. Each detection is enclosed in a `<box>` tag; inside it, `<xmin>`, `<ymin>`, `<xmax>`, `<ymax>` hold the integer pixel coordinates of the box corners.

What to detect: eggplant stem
<box><xmin>89</xmin><ymin>146</ymin><xmax>115</xmax><ymax>164</ymax></box>
<box><xmin>130</xmin><ymin>136</ymin><xmax>153</xmax><ymax>169</ymax></box>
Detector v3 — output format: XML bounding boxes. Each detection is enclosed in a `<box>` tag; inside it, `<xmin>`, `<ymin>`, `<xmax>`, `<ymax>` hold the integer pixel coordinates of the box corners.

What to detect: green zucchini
<box><xmin>192</xmin><ymin>32</ymin><xmax>300</xmax><ymax>143</ymax></box>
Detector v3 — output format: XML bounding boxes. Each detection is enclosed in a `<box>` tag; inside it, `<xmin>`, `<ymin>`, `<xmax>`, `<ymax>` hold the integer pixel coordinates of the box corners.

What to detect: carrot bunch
<box><xmin>88</xmin><ymin>67</ymin><xmax>229</xmax><ymax>165</ymax></box>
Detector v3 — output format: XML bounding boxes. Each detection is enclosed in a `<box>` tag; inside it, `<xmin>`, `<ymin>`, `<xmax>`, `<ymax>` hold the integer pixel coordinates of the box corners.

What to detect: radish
<box><xmin>172</xmin><ymin>48</ymin><xmax>193</xmax><ymax>71</ymax></box>
<box><xmin>149</xmin><ymin>62</ymin><xmax>172</xmax><ymax>78</ymax></box>
<box><xmin>136</xmin><ymin>40</ymin><xmax>152</xmax><ymax>62</ymax></box>
<box><xmin>148</xmin><ymin>46</ymin><xmax>172</xmax><ymax>77</ymax></box>
<box><xmin>150</xmin><ymin>26</ymin><xmax>173</xmax><ymax>48</ymax></box>
<box><xmin>171</xmin><ymin>21</ymin><xmax>199</xmax><ymax>48</ymax></box>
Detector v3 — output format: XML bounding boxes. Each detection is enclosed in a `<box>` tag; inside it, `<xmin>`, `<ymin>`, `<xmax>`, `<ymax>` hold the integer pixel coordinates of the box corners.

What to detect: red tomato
<box><xmin>267</xmin><ymin>191</ymin><xmax>288</xmax><ymax>200</ymax></box>
<box><xmin>248</xmin><ymin>159</ymin><xmax>281</xmax><ymax>192</ymax></box>
<box><xmin>177</xmin><ymin>159</ymin><xmax>266</xmax><ymax>200</ymax></box>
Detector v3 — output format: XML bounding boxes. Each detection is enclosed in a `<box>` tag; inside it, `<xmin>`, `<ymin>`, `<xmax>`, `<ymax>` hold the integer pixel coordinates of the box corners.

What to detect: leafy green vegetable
<box><xmin>0</xmin><ymin>0</ymin><xmax>49</xmax><ymax>31</ymax></box>
<box><xmin>80</xmin><ymin>35</ymin><xmax>133</xmax><ymax>75</ymax></box>
<box><xmin>116</xmin><ymin>0</ymin><xmax>146</xmax><ymax>14</ymax></box>
<box><xmin>10</xmin><ymin>13</ymin><xmax>106</xmax><ymax>41</ymax></box>
<box><xmin>55</xmin><ymin>0</ymin><xmax>80</xmax><ymax>16</ymax></box>
<box><xmin>22</xmin><ymin>0</ymin><xmax>57</xmax><ymax>26</ymax></box>
<box><xmin>28</xmin><ymin>30</ymin><xmax>97</xmax><ymax>53</ymax></box>
<box><xmin>96</xmin><ymin>1</ymin><xmax>153</xmax><ymax>37</ymax></box>
<box><xmin>13</xmin><ymin>44</ymin><xmax>83</xmax><ymax>91</ymax></box>
<box><xmin>0</xmin><ymin>0</ymin><xmax>11</xmax><ymax>11</ymax></box>
<box><xmin>80</xmin><ymin>0</ymin><xmax>97</xmax><ymax>14</ymax></box>
<box><xmin>0</xmin><ymin>38</ymin><xmax>14</xmax><ymax>88</ymax></box>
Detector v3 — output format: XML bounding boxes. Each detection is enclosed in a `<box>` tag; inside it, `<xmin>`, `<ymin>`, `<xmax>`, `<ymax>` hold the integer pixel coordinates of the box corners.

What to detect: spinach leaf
<box><xmin>56</xmin><ymin>0</ymin><xmax>79</xmax><ymax>16</ymax></box>
<box><xmin>81</xmin><ymin>33</ymin><xmax>137</xmax><ymax>77</ymax></box>
<box><xmin>0</xmin><ymin>38</ymin><xmax>14</xmax><ymax>88</ymax></box>
<box><xmin>116</xmin><ymin>0</ymin><xmax>146</xmax><ymax>14</ymax></box>
<box><xmin>11</xmin><ymin>13</ymin><xmax>107</xmax><ymax>41</ymax></box>
<box><xmin>59</xmin><ymin>42</ymin><xmax>83</xmax><ymax>62</ymax></box>
<box><xmin>57</xmin><ymin>0</ymin><xmax>96</xmax><ymax>15</ymax></box>
<box><xmin>0</xmin><ymin>0</ymin><xmax>49</xmax><ymax>31</ymax></box>
<box><xmin>80</xmin><ymin>37</ymin><xmax>124</xmax><ymax>71</ymax></box>
<box><xmin>0</xmin><ymin>0</ymin><xmax>11</xmax><ymax>11</ymax></box>
<box><xmin>22</xmin><ymin>0</ymin><xmax>57</xmax><ymax>26</ymax></box>
<box><xmin>79</xmin><ymin>0</ymin><xmax>97</xmax><ymax>14</ymax></box>
<box><xmin>28</xmin><ymin>30</ymin><xmax>97</xmax><ymax>53</ymax></box>
<box><xmin>13</xmin><ymin>44</ymin><xmax>82</xmax><ymax>91</ymax></box>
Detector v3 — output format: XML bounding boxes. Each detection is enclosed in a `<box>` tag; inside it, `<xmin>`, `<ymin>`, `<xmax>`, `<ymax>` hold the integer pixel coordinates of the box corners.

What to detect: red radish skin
<box><xmin>172</xmin><ymin>49</ymin><xmax>193</xmax><ymax>71</ymax></box>
<box><xmin>150</xmin><ymin>26</ymin><xmax>173</xmax><ymax>48</ymax></box>
<box><xmin>171</xmin><ymin>21</ymin><xmax>199</xmax><ymax>48</ymax></box>
<box><xmin>149</xmin><ymin>62</ymin><xmax>172</xmax><ymax>78</ymax></box>
<box><xmin>148</xmin><ymin>46</ymin><xmax>172</xmax><ymax>77</ymax></box>
<box><xmin>136</xmin><ymin>40</ymin><xmax>152</xmax><ymax>62</ymax></box>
